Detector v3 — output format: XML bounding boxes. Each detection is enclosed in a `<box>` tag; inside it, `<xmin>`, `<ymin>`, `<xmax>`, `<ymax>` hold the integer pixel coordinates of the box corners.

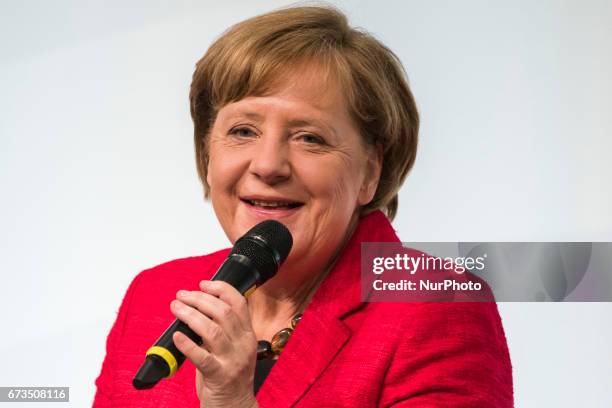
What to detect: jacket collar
<box><xmin>256</xmin><ymin>210</ymin><xmax>400</xmax><ymax>406</ymax></box>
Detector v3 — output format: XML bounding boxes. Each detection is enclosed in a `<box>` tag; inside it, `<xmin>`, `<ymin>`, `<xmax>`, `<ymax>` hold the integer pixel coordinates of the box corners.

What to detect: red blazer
<box><xmin>94</xmin><ymin>211</ymin><xmax>513</xmax><ymax>407</ymax></box>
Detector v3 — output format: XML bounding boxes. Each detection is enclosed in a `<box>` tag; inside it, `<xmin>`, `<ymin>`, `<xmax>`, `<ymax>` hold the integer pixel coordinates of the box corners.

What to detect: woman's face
<box><xmin>206</xmin><ymin>67</ymin><xmax>381</xmax><ymax>277</ymax></box>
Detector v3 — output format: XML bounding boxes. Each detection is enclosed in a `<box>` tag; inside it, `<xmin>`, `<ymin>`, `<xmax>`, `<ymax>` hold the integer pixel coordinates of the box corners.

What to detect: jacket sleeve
<box><xmin>378</xmin><ymin>302</ymin><xmax>514</xmax><ymax>408</ymax></box>
<box><xmin>92</xmin><ymin>273</ymin><xmax>144</xmax><ymax>407</ymax></box>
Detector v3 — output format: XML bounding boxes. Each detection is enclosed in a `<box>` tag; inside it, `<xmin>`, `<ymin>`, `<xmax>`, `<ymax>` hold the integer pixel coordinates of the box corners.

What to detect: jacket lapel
<box><xmin>256</xmin><ymin>211</ymin><xmax>400</xmax><ymax>407</ymax></box>
<box><xmin>256</xmin><ymin>311</ymin><xmax>351</xmax><ymax>407</ymax></box>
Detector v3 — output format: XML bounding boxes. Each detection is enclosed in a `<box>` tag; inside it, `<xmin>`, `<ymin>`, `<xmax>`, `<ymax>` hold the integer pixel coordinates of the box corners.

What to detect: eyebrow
<box><xmin>233</xmin><ymin>111</ymin><xmax>263</xmax><ymax>121</ymax></box>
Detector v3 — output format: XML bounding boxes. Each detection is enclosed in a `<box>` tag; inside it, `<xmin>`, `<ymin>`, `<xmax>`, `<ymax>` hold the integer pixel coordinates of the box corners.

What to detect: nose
<box><xmin>248</xmin><ymin>133</ymin><xmax>291</xmax><ymax>185</ymax></box>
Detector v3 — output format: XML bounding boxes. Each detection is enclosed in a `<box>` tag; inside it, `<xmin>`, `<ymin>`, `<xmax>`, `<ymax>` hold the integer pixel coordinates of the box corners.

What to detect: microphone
<box><xmin>132</xmin><ymin>220</ymin><xmax>293</xmax><ymax>390</ymax></box>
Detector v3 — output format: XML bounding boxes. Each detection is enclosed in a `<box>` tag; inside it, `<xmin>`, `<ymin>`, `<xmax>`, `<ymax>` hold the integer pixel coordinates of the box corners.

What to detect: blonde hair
<box><xmin>190</xmin><ymin>5</ymin><xmax>419</xmax><ymax>220</ymax></box>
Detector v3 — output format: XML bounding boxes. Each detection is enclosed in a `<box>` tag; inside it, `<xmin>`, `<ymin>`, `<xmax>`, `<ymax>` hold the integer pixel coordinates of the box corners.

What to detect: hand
<box><xmin>170</xmin><ymin>280</ymin><xmax>259</xmax><ymax>408</ymax></box>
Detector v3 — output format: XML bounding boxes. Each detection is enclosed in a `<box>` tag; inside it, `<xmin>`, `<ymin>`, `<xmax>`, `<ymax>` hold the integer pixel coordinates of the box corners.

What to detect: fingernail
<box><xmin>177</xmin><ymin>290</ymin><xmax>187</xmax><ymax>297</ymax></box>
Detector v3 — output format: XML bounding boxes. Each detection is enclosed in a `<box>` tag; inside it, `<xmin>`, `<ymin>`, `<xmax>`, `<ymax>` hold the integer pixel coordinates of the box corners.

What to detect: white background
<box><xmin>1</xmin><ymin>0</ymin><xmax>611</xmax><ymax>406</ymax></box>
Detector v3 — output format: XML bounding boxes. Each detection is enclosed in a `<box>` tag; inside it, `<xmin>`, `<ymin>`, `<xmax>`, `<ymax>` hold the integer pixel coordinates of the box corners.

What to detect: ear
<box><xmin>358</xmin><ymin>144</ymin><xmax>383</xmax><ymax>206</ymax></box>
<box><xmin>204</xmin><ymin>145</ymin><xmax>213</xmax><ymax>188</ymax></box>
<box><xmin>206</xmin><ymin>160</ymin><xmax>212</xmax><ymax>187</ymax></box>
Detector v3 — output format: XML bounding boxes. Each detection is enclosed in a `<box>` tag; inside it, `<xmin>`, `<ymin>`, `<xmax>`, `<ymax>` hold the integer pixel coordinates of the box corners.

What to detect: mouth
<box><xmin>240</xmin><ymin>197</ymin><xmax>304</xmax><ymax>210</ymax></box>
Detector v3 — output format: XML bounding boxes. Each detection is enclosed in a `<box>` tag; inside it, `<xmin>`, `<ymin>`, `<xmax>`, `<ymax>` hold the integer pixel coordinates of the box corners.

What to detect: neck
<box><xmin>247</xmin><ymin>212</ymin><xmax>360</xmax><ymax>329</ymax></box>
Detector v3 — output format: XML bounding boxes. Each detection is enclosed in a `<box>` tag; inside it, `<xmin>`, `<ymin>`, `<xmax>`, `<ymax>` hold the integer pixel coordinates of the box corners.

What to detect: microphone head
<box><xmin>232</xmin><ymin>220</ymin><xmax>293</xmax><ymax>282</ymax></box>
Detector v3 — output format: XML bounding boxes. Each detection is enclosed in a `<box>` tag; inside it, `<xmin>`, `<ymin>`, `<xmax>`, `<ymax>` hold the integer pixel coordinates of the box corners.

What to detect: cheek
<box><xmin>207</xmin><ymin>145</ymin><xmax>245</xmax><ymax>191</ymax></box>
<box><xmin>207</xmin><ymin>145</ymin><xmax>246</xmax><ymax>241</ymax></box>
<box><xmin>298</xmin><ymin>155</ymin><xmax>365</xmax><ymax>207</ymax></box>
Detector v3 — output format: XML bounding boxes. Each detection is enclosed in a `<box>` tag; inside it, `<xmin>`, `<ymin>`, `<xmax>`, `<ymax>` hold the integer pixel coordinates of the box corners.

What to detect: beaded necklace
<box><xmin>256</xmin><ymin>314</ymin><xmax>303</xmax><ymax>360</ymax></box>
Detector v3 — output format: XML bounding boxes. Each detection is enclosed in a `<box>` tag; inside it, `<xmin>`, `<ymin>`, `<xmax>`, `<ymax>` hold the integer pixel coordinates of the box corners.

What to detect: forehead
<box><xmin>269</xmin><ymin>64</ymin><xmax>344</xmax><ymax>110</ymax></box>
<box><xmin>219</xmin><ymin>63</ymin><xmax>350</xmax><ymax>123</ymax></box>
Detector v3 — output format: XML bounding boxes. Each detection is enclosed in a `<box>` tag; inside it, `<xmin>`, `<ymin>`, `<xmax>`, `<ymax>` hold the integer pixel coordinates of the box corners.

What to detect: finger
<box><xmin>199</xmin><ymin>280</ymin><xmax>251</xmax><ymax>330</ymax></box>
<box><xmin>170</xmin><ymin>299</ymin><xmax>231</xmax><ymax>355</ymax></box>
<box><xmin>176</xmin><ymin>290</ymin><xmax>244</xmax><ymax>336</ymax></box>
<box><xmin>172</xmin><ymin>331</ymin><xmax>220</xmax><ymax>376</ymax></box>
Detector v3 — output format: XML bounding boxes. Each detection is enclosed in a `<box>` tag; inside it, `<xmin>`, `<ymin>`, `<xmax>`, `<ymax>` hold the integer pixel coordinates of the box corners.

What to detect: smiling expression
<box><xmin>206</xmin><ymin>66</ymin><xmax>381</xmax><ymax>277</ymax></box>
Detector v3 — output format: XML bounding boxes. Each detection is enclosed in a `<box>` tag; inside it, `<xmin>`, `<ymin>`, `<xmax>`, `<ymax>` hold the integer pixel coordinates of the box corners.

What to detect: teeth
<box><xmin>250</xmin><ymin>200</ymin><xmax>296</xmax><ymax>208</ymax></box>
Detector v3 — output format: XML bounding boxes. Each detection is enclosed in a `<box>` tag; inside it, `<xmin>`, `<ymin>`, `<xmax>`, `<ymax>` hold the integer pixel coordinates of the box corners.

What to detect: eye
<box><xmin>229</xmin><ymin>126</ymin><xmax>257</xmax><ymax>138</ymax></box>
<box><xmin>297</xmin><ymin>133</ymin><xmax>326</xmax><ymax>145</ymax></box>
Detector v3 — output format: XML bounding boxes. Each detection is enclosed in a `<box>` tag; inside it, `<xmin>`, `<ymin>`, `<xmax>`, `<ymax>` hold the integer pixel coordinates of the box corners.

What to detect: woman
<box><xmin>94</xmin><ymin>6</ymin><xmax>513</xmax><ymax>407</ymax></box>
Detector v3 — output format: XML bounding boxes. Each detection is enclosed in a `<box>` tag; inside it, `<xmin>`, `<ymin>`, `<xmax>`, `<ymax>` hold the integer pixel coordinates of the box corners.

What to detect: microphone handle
<box><xmin>154</xmin><ymin>254</ymin><xmax>262</xmax><ymax>361</ymax></box>
<box><xmin>132</xmin><ymin>254</ymin><xmax>262</xmax><ymax>389</ymax></box>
